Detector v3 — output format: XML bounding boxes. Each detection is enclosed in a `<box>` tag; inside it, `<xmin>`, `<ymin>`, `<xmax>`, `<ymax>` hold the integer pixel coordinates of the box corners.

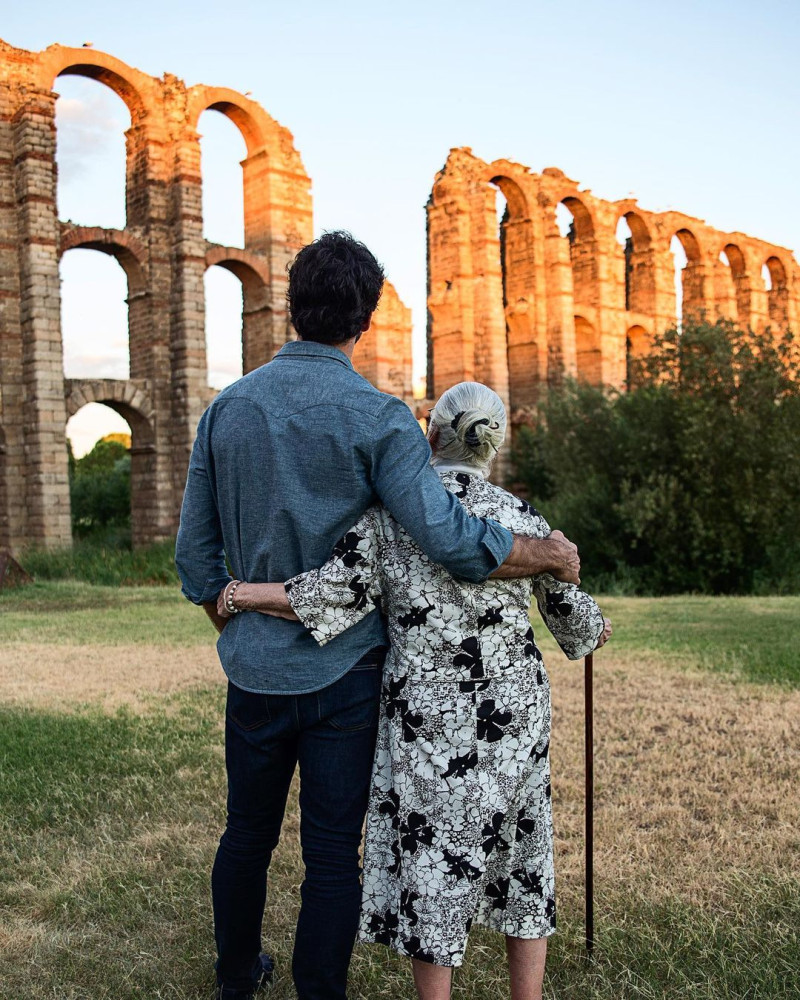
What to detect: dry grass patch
<box><xmin>0</xmin><ymin>643</ymin><xmax>223</xmax><ymax>712</ymax></box>
<box><xmin>549</xmin><ymin>648</ymin><xmax>800</xmax><ymax>911</ymax></box>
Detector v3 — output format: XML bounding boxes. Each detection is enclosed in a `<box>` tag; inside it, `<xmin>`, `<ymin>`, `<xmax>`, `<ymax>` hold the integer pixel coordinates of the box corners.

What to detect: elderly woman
<box><xmin>222</xmin><ymin>382</ymin><xmax>611</xmax><ymax>1000</ymax></box>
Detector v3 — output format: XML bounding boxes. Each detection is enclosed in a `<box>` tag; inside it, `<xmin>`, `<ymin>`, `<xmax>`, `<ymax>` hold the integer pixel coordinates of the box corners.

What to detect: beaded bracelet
<box><xmin>225</xmin><ymin>579</ymin><xmax>242</xmax><ymax>614</ymax></box>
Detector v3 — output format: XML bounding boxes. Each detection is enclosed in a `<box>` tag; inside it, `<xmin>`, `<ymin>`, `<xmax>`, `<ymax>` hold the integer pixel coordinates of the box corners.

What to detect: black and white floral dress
<box><xmin>286</xmin><ymin>467</ymin><xmax>604</xmax><ymax>967</ymax></box>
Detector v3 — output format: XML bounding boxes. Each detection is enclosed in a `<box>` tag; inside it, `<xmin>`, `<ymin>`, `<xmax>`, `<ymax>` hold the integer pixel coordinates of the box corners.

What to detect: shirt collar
<box><xmin>273</xmin><ymin>339</ymin><xmax>354</xmax><ymax>370</ymax></box>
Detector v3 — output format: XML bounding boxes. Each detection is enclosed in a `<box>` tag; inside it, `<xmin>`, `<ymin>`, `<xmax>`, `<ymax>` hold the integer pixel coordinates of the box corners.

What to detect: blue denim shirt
<box><xmin>175</xmin><ymin>340</ymin><xmax>513</xmax><ymax>694</ymax></box>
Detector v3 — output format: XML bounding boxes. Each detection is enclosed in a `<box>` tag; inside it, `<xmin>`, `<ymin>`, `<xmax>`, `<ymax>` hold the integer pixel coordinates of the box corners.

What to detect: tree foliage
<box><xmin>70</xmin><ymin>437</ymin><xmax>131</xmax><ymax>543</ymax></box>
<box><xmin>512</xmin><ymin>319</ymin><xmax>800</xmax><ymax>594</ymax></box>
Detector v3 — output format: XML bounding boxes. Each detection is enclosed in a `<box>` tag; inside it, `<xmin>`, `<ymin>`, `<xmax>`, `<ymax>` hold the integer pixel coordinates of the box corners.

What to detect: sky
<box><xmin>4</xmin><ymin>0</ymin><xmax>800</xmax><ymax>454</ymax></box>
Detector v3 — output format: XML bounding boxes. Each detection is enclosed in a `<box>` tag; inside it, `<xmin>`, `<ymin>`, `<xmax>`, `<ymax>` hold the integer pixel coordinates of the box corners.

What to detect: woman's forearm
<box><xmin>232</xmin><ymin>582</ymin><xmax>296</xmax><ymax>617</ymax></box>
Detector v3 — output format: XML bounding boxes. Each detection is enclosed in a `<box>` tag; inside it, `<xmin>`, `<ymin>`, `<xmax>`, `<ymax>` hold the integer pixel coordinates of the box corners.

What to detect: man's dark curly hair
<box><xmin>287</xmin><ymin>231</ymin><xmax>385</xmax><ymax>344</ymax></box>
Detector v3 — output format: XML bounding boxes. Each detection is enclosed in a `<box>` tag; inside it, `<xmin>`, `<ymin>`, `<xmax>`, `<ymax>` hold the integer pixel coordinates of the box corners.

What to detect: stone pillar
<box><xmin>0</xmin><ymin>80</ymin><xmax>26</xmax><ymax>552</ymax></box>
<box><xmin>243</xmin><ymin>143</ymin><xmax>312</xmax><ymax>352</ymax></box>
<box><xmin>502</xmin><ymin>211</ymin><xmax>544</xmax><ymax>410</ymax></box>
<box><xmin>169</xmin><ymin>128</ymin><xmax>208</xmax><ymax>511</ymax></box>
<box><xmin>543</xmin><ymin>215</ymin><xmax>577</xmax><ymax>379</ymax></box>
<box><xmin>13</xmin><ymin>91</ymin><xmax>71</xmax><ymax>547</ymax></box>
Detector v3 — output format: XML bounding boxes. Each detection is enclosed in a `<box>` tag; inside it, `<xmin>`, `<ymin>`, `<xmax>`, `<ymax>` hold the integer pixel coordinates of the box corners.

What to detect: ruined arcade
<box><xmin>427</xmin><ymin>148</ymin><xmax>800</xmax><ymax>426</ymax></box>
<box><xmin>0</xmin><ymin>38</ymin><xmax>412</xmax><ymax>554</ymax></box>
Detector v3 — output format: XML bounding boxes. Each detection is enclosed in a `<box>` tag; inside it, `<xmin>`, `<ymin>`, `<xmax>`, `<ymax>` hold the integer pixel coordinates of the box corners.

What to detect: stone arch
<box><xmin>187</xmin><ymin>88</ymin><xmax>272</xmax><ymax>157</ymax></box>
<box><xmin>66</xmin><ymin>382</ymin><xmax>157</xmax><ymax>548</ymax></box>
<box><xmin>719</xmin><ymin>242</ymin><xmax>750</xmax><ymax>325</ymax></box>
<box><xmin>42</xmin><ymin>49</ymin><xmax>150</xmax><ymax>125</ymax></box>
<box><xmin>626</xmin><ymin>324</ymin><xmax>650</xmax><ymax>387</ymax></box>
<box><xmin>672</xmin><ymin>228</ymin><xmax>705</xmax><ymax>321</ymax></box>
<box><xmin>575</xmin><ymin>315</ymin><xmax>602</xmax><ymax>384</ymax></box>
<box><xmin>617</xmin><ymin>210</ymin><xmax>654</xmax><ymax>314</ymax></box>
<box><xmin>553</xmin><ymin>195</ymin><xmax>598</xmax><ymax>315</ymax></box>
<box><xmin>490</xmin><ymin>174</ymin><xmax>540</xmax><ymax>407</ymax></box>
<box><xmin>764</xmin><ymin>255</ymin><xmax>789</xmax><ymax>326</ymax></box>
<box><xmin>59</xmin><ymin>226</ymin><xmax>147</xmax><ymax>294</ymax></box>
<box><xmin>41</xmin><ymin>47</ymin><xmax>158</xmax><ymax>229</ymax></box>
<box><xmin>205</xmin><ymin>247</ymin><xmax>274</xmax><ymax>377</ymax></box>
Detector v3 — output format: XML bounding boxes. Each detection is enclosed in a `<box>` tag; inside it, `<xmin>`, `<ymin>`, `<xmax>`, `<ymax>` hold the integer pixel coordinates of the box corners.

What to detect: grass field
<box><xmin>1</xmin><ymin>584</ymin><xmax>799</xmax><ymax>999</ymax></box>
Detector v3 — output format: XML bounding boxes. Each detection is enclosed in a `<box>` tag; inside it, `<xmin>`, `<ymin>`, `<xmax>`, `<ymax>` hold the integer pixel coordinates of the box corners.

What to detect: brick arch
<box><xmin>559</xmin><ymin>195</ymin><xmax>595</xmax><ymax>240</ymax></box>
<box><xmin>65</xmin><ymin>379</ymin><xmax>155</xmax><ymax>442</ymax></box>
<box><xmin>40</xmin><ymin>45</ymin><xmax>152</xmax><ymax>125</ymax></box>
<box><xmin>187</xmin><ymin>87</ymin><xmax>284</xmax><ymax>157</ymax></box>
<box><xmin>575</xmin><ymin>315</ymin><xmax>602</xmax><ymax>385</ymax></box>
<box><xmin>764</xmin><ymin>255</ymin><xmax>790</xmax><ymax>326</ymax></box>
<box><xmin>205</xmin><ymin>246</ymin><xmax>270</xmax><ymax>291</ymax></box>
<box><xmin>619</xmin><ymin>210</ymin><xmax>652</xmax><ymax>250</ymax></box>
<box><xmin>204</xmin><ymin>248</ymin><xmax>277</xmax><ymax>373</ymax></box>
<box><xmin>719</xmin><ymin>242</ymin><xmax>751</xmax><ymax>324</ymax></box>
<box><xmin>60</xmin><ymin>226</ymin><xmax>148</xmax><ymax>295</ymax></box>
<box><xmin>489</xmin><ymin>173</ymin><xmax>530</xmax><ymax>220</ymax></box>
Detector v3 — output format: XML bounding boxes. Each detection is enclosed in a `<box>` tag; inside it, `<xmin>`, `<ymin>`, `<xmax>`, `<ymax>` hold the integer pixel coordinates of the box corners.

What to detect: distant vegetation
<box><xmin>513</xmin><ymin>319</ymin><xmax>800</xmax><ymax>595</ymax></box>
<box><xmin>69</xmin><ymin>434</ymin><xmax>132</xmax><ymax>547</ymax></box>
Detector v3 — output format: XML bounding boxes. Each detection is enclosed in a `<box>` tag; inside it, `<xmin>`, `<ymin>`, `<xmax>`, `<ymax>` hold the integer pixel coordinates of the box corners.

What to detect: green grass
<box><xmin>2</xmin><ymin>691</ymin><xmax>797</xmax><ymax>999</ymax></box>
<box><xmin>20</xmin><ymin>538</ymin><xmax>178</xmax><ymax>587</ymax></box>
<box><xmin>0</xmin><ymin>582</ymin><xmax>211</xmax><ymax>645</ymax></box>
<box><xmin>4</xmin><ymin>584</ymin><xmax>800</xmax><ymax>686</ymax></box>
<box><xmin>589</xmin><ymin>595</ymin><xmax>800</xmax><ymax>686</ymax></box>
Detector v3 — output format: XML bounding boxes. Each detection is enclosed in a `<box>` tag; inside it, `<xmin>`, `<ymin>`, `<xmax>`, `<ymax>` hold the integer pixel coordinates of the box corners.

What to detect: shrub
<box><xmin>512</xmin><ymin>319</ymin><xmax>800</xmax><ymax>595</ymax></box>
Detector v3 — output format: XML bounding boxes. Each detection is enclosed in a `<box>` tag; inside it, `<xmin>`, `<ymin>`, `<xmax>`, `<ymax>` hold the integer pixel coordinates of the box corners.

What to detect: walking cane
<box><xmin>584</xmin><ymin>650</ymin><xmax>594</xmax><ymax>959</ymax></box>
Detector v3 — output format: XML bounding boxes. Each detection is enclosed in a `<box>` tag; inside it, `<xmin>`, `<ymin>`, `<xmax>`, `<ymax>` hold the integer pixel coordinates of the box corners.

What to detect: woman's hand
<box><xmin>595</xmin><ymin>617</ymin><xmax>613</xmax><ymax>649</ymax></box>
<box><xmin>216</xmin><ymin>582</ymin><xmax>299</xmax><ymax>621</ymax></box>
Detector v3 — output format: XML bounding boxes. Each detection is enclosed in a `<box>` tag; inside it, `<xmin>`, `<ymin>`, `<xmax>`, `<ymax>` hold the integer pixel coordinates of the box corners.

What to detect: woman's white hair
<box><xmin>428</xmin><ymin>381</ymin><xmax>507</xmax><ymax>476</ymax></box>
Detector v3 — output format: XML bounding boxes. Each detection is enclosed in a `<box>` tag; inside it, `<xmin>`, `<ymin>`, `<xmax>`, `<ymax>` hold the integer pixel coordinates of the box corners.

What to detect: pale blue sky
<box><xmin>4</xmin><ymin>0</ymin><xmax>799</xmax><ymax>453</ymax></box>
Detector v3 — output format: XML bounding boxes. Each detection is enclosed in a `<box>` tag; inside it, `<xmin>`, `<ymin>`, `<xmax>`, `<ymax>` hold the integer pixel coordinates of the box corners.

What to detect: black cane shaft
<box><xmin>585</xmin><ymin>651</ymin><xmax>594</xmax><ymax>958</ymax></box>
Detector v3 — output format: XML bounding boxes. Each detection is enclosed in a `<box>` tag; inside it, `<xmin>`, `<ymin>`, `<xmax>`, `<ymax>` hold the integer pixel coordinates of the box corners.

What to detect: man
<box><xmin>175</xmin><ymin>232</ymin><xmax>580</xmax><ymax>1000</ymax></box>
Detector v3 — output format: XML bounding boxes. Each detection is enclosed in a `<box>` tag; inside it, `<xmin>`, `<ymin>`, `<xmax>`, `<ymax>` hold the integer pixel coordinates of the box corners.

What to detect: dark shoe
<box><xmin>215</xmin><ymin>953</ymin><xmax>274</xmax><ymax>999</ymax></box>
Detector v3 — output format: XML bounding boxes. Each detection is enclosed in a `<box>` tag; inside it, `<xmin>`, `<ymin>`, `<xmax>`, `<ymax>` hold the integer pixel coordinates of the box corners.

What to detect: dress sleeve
<box><xmin>285</xmin><ymin>506</ymin><xmax>383</xmax><ymax>647</ymax></box>
<box><xmin>532</xmin><ymin>575</ymin><xmax>605</xmax><ymax>661</ymax></box>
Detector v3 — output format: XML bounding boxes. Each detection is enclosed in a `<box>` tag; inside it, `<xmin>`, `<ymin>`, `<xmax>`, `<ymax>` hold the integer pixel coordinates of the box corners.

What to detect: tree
<box><xmin>513</xmin><ymin>320</ymin><xmax>800</xmax><ymax>594</ymax></box>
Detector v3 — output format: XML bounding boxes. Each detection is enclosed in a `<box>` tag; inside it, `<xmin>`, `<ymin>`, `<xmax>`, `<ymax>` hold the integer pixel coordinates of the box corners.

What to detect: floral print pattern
<box><xmin>287</xmin><ymin>470</ymin><xmax>604</xmax><ymax>966</ymax></box>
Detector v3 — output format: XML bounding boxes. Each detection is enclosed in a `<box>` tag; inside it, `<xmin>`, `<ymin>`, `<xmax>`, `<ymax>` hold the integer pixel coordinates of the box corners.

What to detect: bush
<box><xmin>70</xmin><ymin>438</ymin><xmax>131</xmax><ymax>540</ymax></box>
<box><xmin>512</xmin><ymin>319</ymin><xmax>800</xmax><ymax>595</ymax></box>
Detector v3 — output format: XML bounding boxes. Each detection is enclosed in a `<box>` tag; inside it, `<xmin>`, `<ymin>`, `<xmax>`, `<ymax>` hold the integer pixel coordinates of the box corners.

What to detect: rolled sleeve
<box><xmin>371</xmin><ymin>396</ymin><xmax>512</xmax><ymax>581</ymax></box>
<box><xmin>175</xmin><ymin>413</ymin><xmax>232</xmax><ymax>605</ymax></box>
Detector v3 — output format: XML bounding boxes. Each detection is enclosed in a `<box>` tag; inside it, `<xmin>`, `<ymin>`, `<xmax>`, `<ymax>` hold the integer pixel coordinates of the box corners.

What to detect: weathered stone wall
<box><xmin>427</xmin><ymin>148</ymin><xmax>800</xmax><ymax>433</ymax></box>
<box><xmin>0</xmin><ymin>38</ymin><xmax>413</xmax><ymax>554</ymax></box>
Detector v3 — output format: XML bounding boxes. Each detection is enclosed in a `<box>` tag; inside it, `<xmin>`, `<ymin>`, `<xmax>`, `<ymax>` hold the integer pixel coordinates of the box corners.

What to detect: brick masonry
<box><xmin>0</xmin><ymin>38</ymin><xmax>414</xmax><ymax>553</ymax></box>
<box><xmin>426</xmin><ymin>147</ymin><xmax>800</xmax><ymax>445</ymax></box>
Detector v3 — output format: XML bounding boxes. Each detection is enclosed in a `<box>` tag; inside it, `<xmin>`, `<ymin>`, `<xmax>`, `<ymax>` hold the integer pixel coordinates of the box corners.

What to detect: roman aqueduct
<box><xmin>1</xmin><ymin>39</ymin><xmax>798</xmax><ymax>553</ymax></box>
<box><xmin>0</xmin><ymin>38</ymin><xmax>410</xmax><ymax>554</ymax></box>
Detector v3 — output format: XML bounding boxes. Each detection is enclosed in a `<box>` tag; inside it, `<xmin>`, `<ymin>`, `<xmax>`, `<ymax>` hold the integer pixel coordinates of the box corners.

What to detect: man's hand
<box><xmin>203</xmin><ymin>601</ymin><xmax>229</xmax><ymax>634</ymax></box>
<box><xmin>596</xmin><ymin>617</ymin><xmax>613</xmax><ymax>649</ymax></box>
<box><xmin>545</xmin><ymin>530</ymin><xmax>580</xmax><ymax>585</ymax></box>
<box><xmin>491</xmin><ymin>529</ymin><xmax>580</xmax><ymax>584</ymax></box>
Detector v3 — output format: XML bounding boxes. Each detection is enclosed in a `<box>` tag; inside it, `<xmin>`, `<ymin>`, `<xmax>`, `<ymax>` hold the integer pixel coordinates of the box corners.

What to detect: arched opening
<box><xmin>66</xmin><ymin>403</ymin><xmax>132</xmax><ymax>546</ymax></box>
<box><xmin>60</xmin><ymin>248</ymin><xmax>129</xmax><ymax>380</ymax></box>
<box><xmin>616</xmin><ymin>212</ymin><xmax>653</xmax><ymax>313</ymax></box>
<box><xmin>764</xmin><ymin>256</ymin><xmax>788</xmax><ymax>327</ymax></box>
<box><xmin>575</xmin><ymin>315</ymin><xmax>601</xmax><ymax>385</ymax></box>
<box><xmin>557</xmin><ymin>197</ymin><xmax>597</xmax><ymax>311</ymax></box>
<box><xmin>199</xmin><ymin>107</ymin><xmax>247</xmax><ymax>248</ymax></box>
<box><xmin>670</xmin><ymin>229</ymin><xmax>704</xmax><ymax>326</ymax></box>
<box><xmin>66</xmin><ymin>398</ymin><xmax>156</xmax><ymax>548</ymax></box>
<box><xmin>54</xmin><ymin>74</ymin><xmax>130</xmax><ymax>230</ymax></box>
<box><xmin>205</xmin><ymin>266</ymin><xmax>244</xmax><ymax>390</ymax></box>
<box><xmin>626</xmin><ymin>324</ymin><xmax>650</xmax><ymax>387</ymax></box>
<box><xmin>491</xmin><ymin>176</ymin><xmax>538</xmax><ymax>407</ymax></box>
<box><xmin>719</xmin><ymin>244</ymin><xmax>749</xmax><ymax>326</ymax></box>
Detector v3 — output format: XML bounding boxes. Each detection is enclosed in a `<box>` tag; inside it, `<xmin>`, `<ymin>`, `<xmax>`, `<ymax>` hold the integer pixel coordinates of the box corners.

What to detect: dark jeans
<box><xmin>211</xmin><ymin>647</ymin><xmax>385</xmax><ymax>999</ymax></box>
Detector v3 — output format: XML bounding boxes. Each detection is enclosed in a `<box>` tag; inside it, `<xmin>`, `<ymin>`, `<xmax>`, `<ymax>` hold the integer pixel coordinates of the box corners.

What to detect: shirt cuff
<box><xmin>480</xmin><ymin>521</ymin><xmax>514</xmax><ymax>577</ymax></box>
<box><xmin>181</xmin><ymin>573</ymin><xmax>233</xmax><ymax>605</ymax></box>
